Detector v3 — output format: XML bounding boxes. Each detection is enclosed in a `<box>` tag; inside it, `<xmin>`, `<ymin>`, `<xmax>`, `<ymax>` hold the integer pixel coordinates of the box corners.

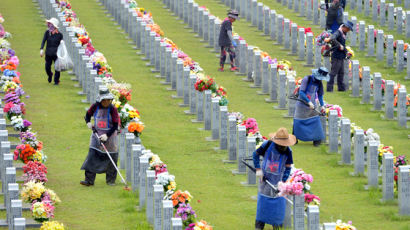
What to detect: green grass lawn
<box><xmin>0</xmin><ymin>0</ymin><xmax>408</xmax><ymax>229</ymax></box>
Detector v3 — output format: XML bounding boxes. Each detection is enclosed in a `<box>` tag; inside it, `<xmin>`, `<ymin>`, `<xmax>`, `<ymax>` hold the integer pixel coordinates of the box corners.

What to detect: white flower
<box><xmin>305</xmin><ymin>184</ymin><xmax>311</xmax><ymax>191</ymax></box>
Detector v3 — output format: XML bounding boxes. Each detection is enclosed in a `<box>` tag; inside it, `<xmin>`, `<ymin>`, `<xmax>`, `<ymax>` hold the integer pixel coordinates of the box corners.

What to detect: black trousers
<box><xmin>84</xmin><ymin>154</ymin><xmax>118</xmax><ymax>184</ymax></box>
<box><xmin>327</xmin><ymin>57</ymin><xmax>345</xmax><ymax>92</ymax></box>
<box><xmin>45</xmin><ymin>55</ymin><xmax>60</xmax><ymax>83</ymax></box>
<box><xmin>255</xmin><ymin>220</ymin><xmax>281</xmax><ymax>230</ymax></box>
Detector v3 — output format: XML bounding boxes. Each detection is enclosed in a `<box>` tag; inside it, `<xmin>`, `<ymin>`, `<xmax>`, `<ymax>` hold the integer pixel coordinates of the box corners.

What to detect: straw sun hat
<box><xmin>269</xmin><ymin>127</ymin><xmax>297</xmax><ymax>147</ymax></box>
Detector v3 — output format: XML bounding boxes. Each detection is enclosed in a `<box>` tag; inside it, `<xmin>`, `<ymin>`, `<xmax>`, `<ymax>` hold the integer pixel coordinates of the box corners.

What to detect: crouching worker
<box><xmin>253</xmin><ymin>127</ymin><xmax>296</xmax><ymax>230</ymax></box>
<box><xmin>81</xmin><ymin>87</ymin><xmax>120</xmax><ymax>186</ymax></box>
<box><xmin>293</xmin><ymin>67</ymin><xmax>329</xmax><ymax>147</ymax></box>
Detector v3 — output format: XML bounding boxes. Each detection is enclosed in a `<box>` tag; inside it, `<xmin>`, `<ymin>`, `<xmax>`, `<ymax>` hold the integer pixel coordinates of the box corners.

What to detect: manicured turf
<box><xmin>1</xmin><ymin>0</ymin><xmax>408</xmax><ymax>229</ymax></box>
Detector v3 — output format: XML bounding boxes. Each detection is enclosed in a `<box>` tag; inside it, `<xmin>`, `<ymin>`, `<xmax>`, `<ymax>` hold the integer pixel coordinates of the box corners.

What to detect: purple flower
<box><xmin>15</xmin><ymin>88</ymin><xmax>25</xmax><ymax>97</ymax></box>
<box><xmin>8</xmin><ymin>49</ymin><xmax>15</xmax><ymax>57</ymax></box>
<box><xmin>23</xmin><ymin>120</ymin><xmax>32</xmax><ymax>127</ymax></box>
<box><xmin>10</xmin><ymin>104</ymin><xmax>22</xmax><ymax>114</ymax></box>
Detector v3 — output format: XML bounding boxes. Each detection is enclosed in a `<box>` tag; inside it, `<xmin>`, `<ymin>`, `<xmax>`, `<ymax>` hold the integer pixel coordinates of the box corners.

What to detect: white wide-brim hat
<box><xmin>46</xmin><ymin>18</ymin><xmax>59</xmax><ymax>29</ymax></box>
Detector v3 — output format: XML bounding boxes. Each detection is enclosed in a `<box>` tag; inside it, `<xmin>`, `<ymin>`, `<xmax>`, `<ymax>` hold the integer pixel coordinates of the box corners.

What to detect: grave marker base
<box><xmin>337</xmin><ymin>161</ymin><xmax>353</xmax><ymax>166</ymax></box>
<box><xmin>380</xmin><ymin>114</ymin><xmax>394</xmax><ymax>120</ymax></box>
<box><xmin>265</xmin><ymin>98</ymin><xmax>278</xmax><ymax>103</ymax></box>
<box><xmin>171</xmin><ymin>95</ymin><xmax>182</xmax><ymax>99</ymax></box>
<box><xmin>178</xmin><ymin>103</ymin><xmax>188</xmax><ymax>107</ymax></box>
<box><xmin>191</xmin><ymin>119</ymin><xmax>204</xmax><ymax>123</ymax></box>
<box><xmin>282</xmin><ymin>114</ymin><xmax>294</xmax><ymax>118</ymax></box>
<box><xmin>363</xmin><ymin>184</ymin><xmax>382</xmax><ymax>190</ymax></box>
<box><xmin>222</xmin><ymin>159</ymin><xmax>236</xmax><ymax>164</ymax></box>
<box><xmin>0</xmin><ymin>203</ymin><xmax>30</xmax><ymax>211</ymax></box>
<box><xmin>240</xmin><ymin>181</ymin><xmax>257</xmax><ymax>187</ymax></box>
<box><xmin>349</xmin><ymin>172</ymin><xmax>365</xmax><ymax>177</ymax></box>
<box><xmin>205</xmin><ymin>137</ymin><xmax>218</xmax><ymax>142</ymax></box>
<box><xmin>154</xmin><ymin>75</ymin><xmax>163</xmax><ymax>78</ymax></box>
<box><xmin>256</xmin><ymin>91</ymin><xmax>269</xmax><ymax>95</ymax></box>
<box><xmin>242</xmin><ymin>78</ymin><xmax>253</xmax><ymax>82</ymax></box>
<box><xmin>81</xmin><ymin>99</ymin><xmax>88</xmax><ymax>104</ymax></box>
<box><xmin>150</xmin><ymin>69</ymin><xmax>160</xmax><ymax>73</ymax></box>
<box><xmin>303</xmin><ymin>64</ymin><xmax>314</xmax><ymax>67</ymax></box>
<box><xmin>273</xmin><ymin>106</ymin><xmax>287</xmax><ymax>110</ymax></box>
<box><xmin>184</xmin><ymin>110</ymin><xmax>195</xmax><ymax>115</ymax></box>
<box><xmin>232</xmin><ymin>169</ymin><xmax>246</xmax><ymax>175</ymax></box>
<box><xmin>141</xmin><ymin>57</ymin><xmax>149</xmax><ymax>61</ymax></box>
<box><xmin>250</xmin><ymin>84</ymin><xmax>261</xmax><ymax>88</ymax></box>
<box><xmin>160</xmin><ymin>81</ymin><xmax>171</xmax><ymax>85</ymax></box>
<box><xmin>145</xmin><ymin>63</ymin><xmax>153</xmax><ymax>66</ymax></box>
<box><xmin>166</xmin><ymin>87</ymin><xmax>176</xmax><ymax>91</ymax></box>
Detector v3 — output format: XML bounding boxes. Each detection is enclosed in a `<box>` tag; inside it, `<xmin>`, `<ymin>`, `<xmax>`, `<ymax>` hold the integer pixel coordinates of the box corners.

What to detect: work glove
<box><xmin>232</xmin><ymin>40</ymin><xmax>237</xmax><ymax>48</ymax></box>
<box><xmin>86</xmin><ymin>122</ymin><xmax>93</xmax><ymax>130</ymax></box>
<box><xmin>308</xmin><ymin>101</ymin><xmax>315</xmax><ymax>110</ymax></box>
<box><xmin>40</xmin><ymin>49</ymin><xmax>44</xmax><ymax>57</ymax></box>
<box><xmin>99</xmin><ymin>134</ymin><xmax>108</xmax><ymax>142</ymax></box>
<box><xmin>256</xmin><ymin>169</ymin><xmax>263</xmax><ymax>179</ymax></box>
<box><xmin>320</xmin><ymin>106</ymin><xmax>326</xmax><ymax>114</ymax></box>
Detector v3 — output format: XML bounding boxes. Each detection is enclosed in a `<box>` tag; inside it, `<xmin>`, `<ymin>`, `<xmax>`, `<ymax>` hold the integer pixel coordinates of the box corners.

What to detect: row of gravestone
<box><xmin>38</xmin><ymin>0</ymin><xmax>187</xmax><ymax>229</ymax></box>
<box><xmin>347</xmin><ymin>0</ymin><xmax>410</xmax><ymax>35</ymax></box>
<box><xmin>260</xmin><ymin>0</ymin><xmax>410</xmax><ymax>76</ymax></box>
<box><xmin>0</xmin><ymin>119</ymin><xmax>28</xmax><ymax>230</ymax></box>
<box><xmin>163</xmin><ymin>0</ymin><xmax>410</xmax><ymax>220</ymax></box>
<box><xmin>221</xmin><ymin>0</ymin><xmax>410</xmax><ymax>217</ymax></box>
<box><xmin>220</xmin><ymin>0</ymin><xmax>409</xmax><ymax>129</ymax></box>
<box><xmin>104</xmin><ymin>0</ymin><xmax>324</xmax><ymax>229</ymax></box>
<box><xmin>107</xmin><ymin>0</ymin><xmax>409</xmax><ymax>229</ymax></box>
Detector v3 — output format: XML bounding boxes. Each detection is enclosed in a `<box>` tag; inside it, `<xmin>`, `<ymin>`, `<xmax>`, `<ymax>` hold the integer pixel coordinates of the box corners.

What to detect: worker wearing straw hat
<box><xmin>81</xmin><ymin>88</ymin><xmax>120</xmax><ymax>186</ymax></box>
<box><xmin>252</xmin><ymin>127</ymin><xmax>296</xmax><ymax>230</ymax></box>
<box><xmin>40</xmin><ymin>17</ymin><xmax>63</xmax><ymax>85</ymax></box>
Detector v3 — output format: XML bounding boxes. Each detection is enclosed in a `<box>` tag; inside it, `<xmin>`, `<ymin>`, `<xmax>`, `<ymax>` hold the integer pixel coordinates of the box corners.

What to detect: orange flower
<box><xmin>128</xmin><ymin>122</ymin><xmax>137</xmax><ymax>133</ymax></box>
<box><xmin>135</xmin><ymin>123</ymin><xmax>144</xmax><ymax>133</ymax></box>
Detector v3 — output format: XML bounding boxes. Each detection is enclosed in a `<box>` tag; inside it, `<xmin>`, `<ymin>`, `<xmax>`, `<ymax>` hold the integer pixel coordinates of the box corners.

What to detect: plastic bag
<box><xmin>55</xmin><ymin>40</ymin><xmax>73</xmax><ymax>72</ymax></box>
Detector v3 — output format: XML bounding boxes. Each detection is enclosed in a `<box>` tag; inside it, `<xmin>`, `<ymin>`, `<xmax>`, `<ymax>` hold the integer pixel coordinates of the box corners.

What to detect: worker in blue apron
<box><xmin>81</xmin><ymin>87</ymin><xmax>120</xmax><ymax>186</ymax></box>
<box><xmin>253</xmin><ymin>127</ymin><xmax>296</xmax><ymax>230</ymax></box>
<box><xmin>293</xmin><ymin>67</ymin><xmax>329</xmax><ymax>147</ymax></box>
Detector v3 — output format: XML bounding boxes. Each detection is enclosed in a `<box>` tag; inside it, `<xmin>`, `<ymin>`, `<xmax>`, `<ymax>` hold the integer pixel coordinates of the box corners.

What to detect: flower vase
<box><xmin>134</xmin><ymin>136</ymin><xmax>141</xmax><ymax>144</ymax></box>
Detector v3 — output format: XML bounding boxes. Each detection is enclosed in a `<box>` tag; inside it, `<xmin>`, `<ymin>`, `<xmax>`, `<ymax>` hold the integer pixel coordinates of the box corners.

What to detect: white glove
<box><xmin>256</xmin><ymin>169</ymin><xmax>263</xmax><ymax>179</ymax></box>
<box><xmin>308</xmin><ymin>101</ymin><xmax>315</xmax><ymax>110</ymax></box>
<box><xmin>340</xmin><ymin>45</ymin><xmax>344</xmax><ymax>51</ymax></box>
<box><xmin>40</xmin><ymin>49</ymin><xmax>44</xmax><ymax>57</ymax></box>
<box><xmin>99</xmin><ymin>134</ymin><xmax>108</xmax><ymax>142</ymax></box>
<box><xmin>320</xmin><ymin>106</ymin><xmax>326</xmax><ymax>113</ymax></box>
<box><xmin>86</xmin><ymin>122</ymin><xmax>93</xmax><ymax>129</ymax></box>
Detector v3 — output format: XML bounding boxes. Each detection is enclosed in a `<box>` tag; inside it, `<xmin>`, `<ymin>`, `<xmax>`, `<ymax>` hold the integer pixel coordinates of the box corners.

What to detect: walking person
<box><xmin>293</xmin><ymin>67</ymin><xmax>329</xmax><ymax>146</ymax></box>
<box><xmin>81</xmin><ymin>88</ymin><xmax>120</xmax><ymax>186</ymax></box>
<box><xmin>253</xmin><ymin>127</ymin><xmax>296</xmax><ymax>230</ymax></box>
<box><xmin>324</xmin><ymin>21</ymin><xmax>353</xmax><ymax>92</ymax></box>
<box><xmin>325</xmin><ymin>0</ymin><xmax>344</xmax><ymax>34</ymax></box>
<box><xmin>40</xmin><ymin>18</ymin><xmax>63</xmax><ymax>85</ymax></box>
<box><xmin>218</xmin><ymin>10</ymin><xmax>239</xmax><ymax>72</ymax></box>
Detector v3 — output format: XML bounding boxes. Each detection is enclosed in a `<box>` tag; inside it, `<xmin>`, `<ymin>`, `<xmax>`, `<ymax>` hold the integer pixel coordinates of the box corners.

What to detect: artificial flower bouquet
<box><xmin>194</xmin><ymin>74</ymin><xmax>216</xmax><ymax>92</ymax></box>
<box><xmin>149</xmin><ymin>157</ymin><xmax>167</xmax><ymax>176</ymax></box>
<box><xmin>14</xmin><ymin>143</ymin><xmax>46</xmax><ymax>164</ymax></box>
<box><xmin>278</xmin><ymin>169</ymin><xmax>313</xmax><ymax>196</ymax></box>
<box><xmin>127</xmin><ymin>120</ymin><xmax>145</xmax><ymax>137</ymax></box>
<box><xmin>107</xmin><ymin>82</ymin><xmax>132</xmax><ymax>106</ymax></box>
<box><xmin>186</xmin><ymin>220</ymin><xmax>213</xmax><ymax>230</ymax></box>
<box><xmin>21</xmin><ymin>181</ymin><xmax>60</xmax><ymax>204</ymax></box>
<box><xmin>155</xmin><ymin>172</ymin><xmax>176</xmax><ymax>193</ymax></box>
<box><xmin>241</xmin><ymin>118</ymin><xmax>259</xmax><ymax>135</ymax></box>
<box><xmin>170</xmin><ymin>190</ymin><xmax>192</xmax><ymax>208</ymax></box>
<box><xmin>304</xmin><ymin>193</ymin><xmax>320</xmax><ymax>210</ymax></box>
<box><xmin>174</xmin><ymin>203</ymin><xmax>197</xmax><ymax>228</ymax></box>
<box><xmin>324</xmin><ymin>104</ymin><xmax>343</xmax><ymax>118</ymax></box>
<box><xmin>10</xmin><ymin>115</ymin><xmax>31</xmax><ymax>132</ymax></box>
<box><xmin>31</xmin><ymin>200</ymin><xmax>55</xmax><ymax>222</ymax></box>
<box><xmin>119</xmin><ymin>104</ymin><xmax>140</xmax><ymax>129</ymax></box>
<box><xmin>378</xmin><ymin>144</ymin><xmax>394</xmax><ymax>164</ymax></box>
<box><xmin>4</xmin><ymin>103</ymin><xmax>26</xmax><ymax>121</ymax></box>
<box><xmin>335</xmin><ymin>220</ymin><xmax>356</xmax><ymax>230</ymax></box>
<box><xmin>227</xmin><ymin>111</ymin><xmax>244</xmax><ymax>125</ymax></box>
<box><xmin>40</xmin><ymin>221</ymin><xmax>65</xmax><ymax>230</ymax></box>
<box><xmin>22</xmin><ymin>161</ymin><xmax>48</xmax><ymax>184</ymax></box>
<box><xmin>19</xmin><ymin>130</ymin><xmax>43</xmax><ymax>150</ymax></box>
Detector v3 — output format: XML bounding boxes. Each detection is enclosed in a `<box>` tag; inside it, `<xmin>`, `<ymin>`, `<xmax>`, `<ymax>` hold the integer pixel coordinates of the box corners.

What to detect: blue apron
<box><xmin>256</xmin><ymin>143</ymin><xmax>287</xmax><ymax>226</ymax></box>
<box><xmin>293</xmin><ymin>76</ymin><xmax>325</xmax><ymax>141</ymax></box>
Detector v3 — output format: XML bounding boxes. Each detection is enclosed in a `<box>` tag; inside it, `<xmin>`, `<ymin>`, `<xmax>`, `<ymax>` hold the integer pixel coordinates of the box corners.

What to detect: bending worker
<box><xmin>218</xmin><ymin>10</ymin><xmax>239</xmax><ymax>72</ymax></box>
<box><xmin>253</xmin><ymin>127</ymin><xmax>296</xmax><ymax>230</ymax></box>
<box><xmin>81</xmin><ymin>87</ymin><xmax>120</xmax><ymax>186</ymax></box>
<box><xmin>293</xmin><ymin>67</ymin><xmax>329</xmax><ymax>147</ymax></box>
